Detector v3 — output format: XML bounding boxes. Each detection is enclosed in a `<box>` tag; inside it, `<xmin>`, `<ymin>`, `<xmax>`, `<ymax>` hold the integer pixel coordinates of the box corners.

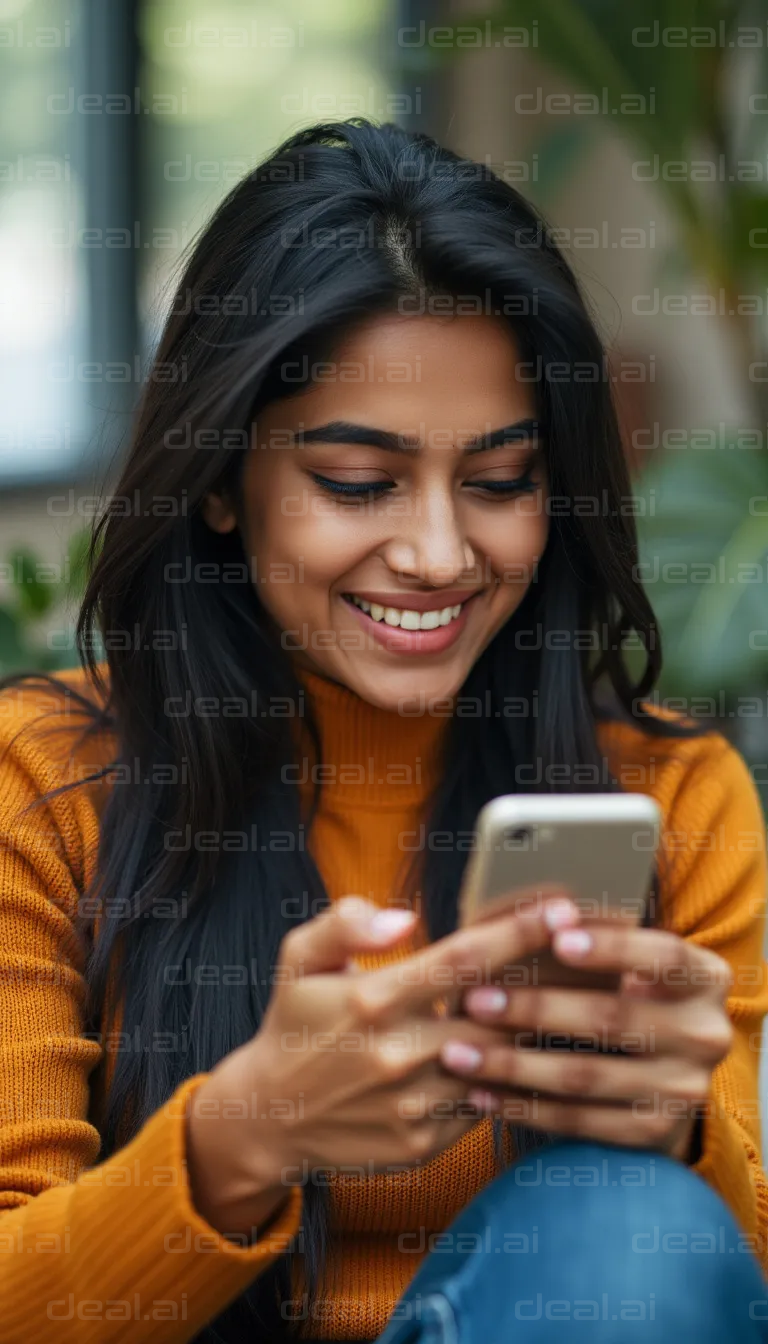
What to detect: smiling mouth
<box><xmin>342</xmin><ymin>593</ymin><xmax>471</xmax><ymax>631</ymax></box>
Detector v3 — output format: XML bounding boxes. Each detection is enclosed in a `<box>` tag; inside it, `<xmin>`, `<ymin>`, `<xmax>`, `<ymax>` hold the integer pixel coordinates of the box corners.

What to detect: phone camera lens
<box><xmin>505</xmin><ymin>826</ymin><xmax>533</xmax><ymax>846</ymax></box>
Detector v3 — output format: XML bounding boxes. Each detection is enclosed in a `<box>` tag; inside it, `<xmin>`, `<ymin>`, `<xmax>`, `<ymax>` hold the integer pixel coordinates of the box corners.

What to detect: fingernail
<box><xmin>337</xmin><ymin>896</ymin><xmax>376</xmax><ymax>921</ymax></box>
<box><xmin>468</xmin><ymin>1089</ymin><xmax>500</xmax><ymax>1112</ymax></box>
<box><xmin>464</xmin><ymin>986</ymin><xmax>508</xmax><ymax>1016</ymax></box>
<box><xmin>554</xmin><ymin>928</ymin><xmax>593</xmax><ymax>957</ymax></box>
<box><xmin>441</xmin><ymin>1041</ymin><xmax>483</xmax><ymax>1073</ymax></box>
<box><xmin>369</xmin><ymin>909</ymin><xmax>417</xmax><ymax>942</ymax></box>
<box><xmin>544</xmin><ymin>899</ymin><xmax>579</xmax><ymax>931</ymax></box>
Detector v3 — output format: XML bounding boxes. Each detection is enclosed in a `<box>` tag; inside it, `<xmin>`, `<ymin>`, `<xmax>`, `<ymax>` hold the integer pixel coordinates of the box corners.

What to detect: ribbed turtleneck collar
<box><xmin>292</xmin><ymin>664</ymin><xmax>451</xmax><ymax>808</ymax></box>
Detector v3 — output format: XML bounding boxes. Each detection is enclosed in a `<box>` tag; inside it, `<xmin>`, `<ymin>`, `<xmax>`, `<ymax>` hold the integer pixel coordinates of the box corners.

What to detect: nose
<box><xmin>381</xmin><ymin>485</ymin><xmax>475</xmax><ymax>586</ymax></box>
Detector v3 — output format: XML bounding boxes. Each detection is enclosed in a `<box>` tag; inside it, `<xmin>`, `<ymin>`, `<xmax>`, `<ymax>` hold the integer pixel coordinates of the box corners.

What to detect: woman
<box><xmin>0</xmin><ymin>118</ymin><xmax>766</xmax><ymax>1344</ymax></box>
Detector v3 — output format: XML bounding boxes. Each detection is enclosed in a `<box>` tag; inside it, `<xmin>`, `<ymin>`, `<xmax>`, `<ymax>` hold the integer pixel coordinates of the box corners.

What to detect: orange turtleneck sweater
<box><xmin>0</xmin><ymin>659</ymin><xmax>767</xmax><ymax>1343</ymax></box>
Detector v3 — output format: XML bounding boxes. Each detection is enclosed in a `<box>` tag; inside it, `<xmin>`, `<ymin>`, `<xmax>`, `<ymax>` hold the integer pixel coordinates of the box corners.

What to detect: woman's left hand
<box><xmin>439</xmin><ymin>922</ymin><xmax>734</xmax><ymax>1161</ymax></box>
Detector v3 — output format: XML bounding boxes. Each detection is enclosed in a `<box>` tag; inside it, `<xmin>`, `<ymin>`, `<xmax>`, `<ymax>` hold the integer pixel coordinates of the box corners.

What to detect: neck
<box><xmin>292</xmin><ymin>662</ymin><xmax>450</xmax><ymax>807</ymax></box>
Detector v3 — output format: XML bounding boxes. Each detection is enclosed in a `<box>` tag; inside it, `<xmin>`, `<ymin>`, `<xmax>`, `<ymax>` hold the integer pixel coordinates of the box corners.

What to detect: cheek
<box><xmin>479</xmin><ymin>500</ymin><xmax>549</xmax><ymax>588</ymax></box>
<box><xmin>246</xmin><ymin>493</ymin><xmax>377</xmax><ymax>621</ymax></box>
<box><xmin>258</xmin><ymin>503</ymin><xmax>374</xmax><ymax>571</ymax></box>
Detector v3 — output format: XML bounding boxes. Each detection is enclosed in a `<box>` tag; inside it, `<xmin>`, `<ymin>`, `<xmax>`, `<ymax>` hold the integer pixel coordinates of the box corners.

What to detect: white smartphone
<box><xmin>458</xmin><ymin>793</ymin><xmax>662</xmax><ymax>992</ymax></box>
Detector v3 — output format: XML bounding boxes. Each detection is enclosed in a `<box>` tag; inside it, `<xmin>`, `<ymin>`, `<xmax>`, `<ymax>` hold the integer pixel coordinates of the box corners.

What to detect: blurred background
<box><xmin>0</xmin><ymin>0</ymin><xmax>767</xmax><ymax>818</ymax></box>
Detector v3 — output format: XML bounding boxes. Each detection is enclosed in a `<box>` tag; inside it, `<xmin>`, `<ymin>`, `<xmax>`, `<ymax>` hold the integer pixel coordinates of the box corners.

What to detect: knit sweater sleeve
<box><xmin>659</xmin><ymin>731</ymin><xmax>768</xmax><ymax>1264</ymax></box>
<box><xmin>0</xmin><ymin>690</ymin><xmax>302</xmax><ymax>1342</ymax></box>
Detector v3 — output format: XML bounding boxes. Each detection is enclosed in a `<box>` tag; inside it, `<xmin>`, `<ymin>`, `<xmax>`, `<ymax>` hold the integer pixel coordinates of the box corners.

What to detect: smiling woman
<box><xmin>201</xmin><ymin>313</ymin><xmax>549</xmax><ymax>708</ymax></box>
<box><xmin>0</xmin><ymin>118</ymin><xmax>766</xmax><ymax>1344</ymax></box>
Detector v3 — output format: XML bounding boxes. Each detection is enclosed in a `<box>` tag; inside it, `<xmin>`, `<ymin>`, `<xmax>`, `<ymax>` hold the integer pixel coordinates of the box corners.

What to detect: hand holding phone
<box><xmin>458</xmin><ymin>793</ymin><xmax>661</xmax><ymax>993</ymax></box>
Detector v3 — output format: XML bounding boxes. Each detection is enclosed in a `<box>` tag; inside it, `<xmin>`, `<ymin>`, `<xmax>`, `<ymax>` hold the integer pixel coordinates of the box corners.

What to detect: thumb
<box><xmin>280</xmin><ymin>896</ymin><xmax>418</xmax><ymax>976</ymax></box>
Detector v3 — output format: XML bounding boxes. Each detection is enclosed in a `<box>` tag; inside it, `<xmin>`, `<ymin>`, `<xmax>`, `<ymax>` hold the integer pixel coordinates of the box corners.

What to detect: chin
<box><xmin>349</xmin><ymin>661</ymin><xmax>470</xmax><ymax>713</ymax></box>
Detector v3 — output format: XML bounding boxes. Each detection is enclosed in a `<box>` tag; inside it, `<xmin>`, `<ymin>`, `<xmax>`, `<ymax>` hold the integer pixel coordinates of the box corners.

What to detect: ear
<box><xmin>201</xmin><ymin>490</ymin><xmax>237</xmax><ymax>534</ymax></box>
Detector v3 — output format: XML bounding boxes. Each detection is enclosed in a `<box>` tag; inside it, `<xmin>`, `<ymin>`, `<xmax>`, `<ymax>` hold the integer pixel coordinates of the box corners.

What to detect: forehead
<box><xmin>258</xmin><ymin>313</ymin><xmax>536</xmax><ymax>437</ymax></box>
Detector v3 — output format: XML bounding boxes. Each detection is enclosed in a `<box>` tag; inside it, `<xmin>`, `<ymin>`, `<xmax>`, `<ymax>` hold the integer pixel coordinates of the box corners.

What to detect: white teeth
<box><xmin>347</xmin><ymin>594</ymin><xmax>468</xmax><ymax>630</ymax></box>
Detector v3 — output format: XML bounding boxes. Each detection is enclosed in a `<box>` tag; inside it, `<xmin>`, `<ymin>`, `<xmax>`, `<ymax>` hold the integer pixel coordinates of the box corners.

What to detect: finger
<box><xmin>343</xmin><ymin>1061</ymin><xmax>487</xmax><ymax>1157</ymax></box>
<box><xmin>279</xmin><ymin>897</ymin><xmax>419</xmax><ymax>975</ymax></box>
<box><xmin>443</xmin><ymin>1042</ymin><xmax>712</xmax><ymax>1110</ymax></box>
<box><xmin>461</xmin><ymin>984</ymin><xmax>733</xmax><ymax>1060</ymax></box>
<box><xmin>394</xmin><ymin>1071</ymin><xmax>483</xmax><ymax>1125</ymax></box>
<box><xmin>551</xmin><ymin>925</ymin><xmax>733</xmax><ymax>999</ymax></box>
<box><xmin>343</xmin><ymin>1064</ymin><xmax>472</xmax><ymax>1120</ymax></box>
<box><xmin>347</xmin><ymin>894</ymin><xmax>580</xmax><ymax>1020</ymax></box>
<box><xmin>468</xmin><ymin>1092</ymin><xmax>688</xmax><ymax>1150</ymax></box>
<box><xmin>362</xmin><ymin>1017</ymin><xmax>510</xmax><ymax>1082</ymax></box>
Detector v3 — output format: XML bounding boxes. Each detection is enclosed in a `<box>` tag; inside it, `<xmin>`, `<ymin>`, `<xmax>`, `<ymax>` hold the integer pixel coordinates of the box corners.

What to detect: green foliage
<box><xmin>487</xmin><ymin>0</ymin><xmax>768</xmax><ymax>287</ymax></box>
<box><xmin>636</xmin><ymin>435</ymin><xmax>768</xmax><ymax>695</ymax></box>
<box><xmin>445</xmin><ymin>0</ymin><xmax>768</xmax><ymax>720</ymax></box>
<box><xmin>0</xmin><ymin>527</ymin><xmax>94</xmax><ymax>677</ymax></box>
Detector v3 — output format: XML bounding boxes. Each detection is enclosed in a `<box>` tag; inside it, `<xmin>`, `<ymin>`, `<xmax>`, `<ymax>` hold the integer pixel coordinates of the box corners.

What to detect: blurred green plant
<box><xmin>0</xmin><ymin>527</ymin><xmax>94</xmax><ymax>677</ymax></box>
<box><xmin>635</xmin><ymin>431</ymin><xmax>767</xmax><ymax>694</ymax></box>
<box><xmin>444</xmin><ymin>0</ymin><xmax>768</xmax><ymax>735</ymax></box>
<box><xmin>477</xmin><ymin>0</ymin><xmax>768</xmax><ymax>381</ymax></box>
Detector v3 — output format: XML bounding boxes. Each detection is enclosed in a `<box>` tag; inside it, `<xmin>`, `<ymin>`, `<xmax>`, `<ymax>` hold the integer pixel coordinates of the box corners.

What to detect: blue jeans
<box><xmin>375</xmin><ymin>1140</ymin><xmax>768</xmax><ymax>1343</ymax></box>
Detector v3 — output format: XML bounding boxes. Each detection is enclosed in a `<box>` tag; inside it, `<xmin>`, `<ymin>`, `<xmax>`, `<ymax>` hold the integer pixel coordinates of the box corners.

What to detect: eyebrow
<box><xmin>293</xmin><ymin>418</ymin><xmax>542</xmax><ymax>456</ymax></box>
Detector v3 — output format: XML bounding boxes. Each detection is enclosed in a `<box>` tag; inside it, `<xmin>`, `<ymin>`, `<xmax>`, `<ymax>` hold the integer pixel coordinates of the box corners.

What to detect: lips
<box><xmin>342</xmin><ymin>588</ymin><xmax>482</xmax><ymax>614</ymax></box>
<box><xmin>341</xmin><ymin>590</ymin><xmax>482</xmax><ymax>656</ymax></box>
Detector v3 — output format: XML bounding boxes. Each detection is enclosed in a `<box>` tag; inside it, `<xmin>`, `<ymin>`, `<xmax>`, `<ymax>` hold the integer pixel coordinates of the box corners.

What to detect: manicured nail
<box><xmin>554</xmin><ymin>928</ymin><xmax>593</xmax><ymax>957</ymax></box>
<box><xmin>337</xmin><ymin>896</ymin><xmax>376</xmax><ymax>920</ymax></box>
<box><xmin>368</xmin><ymin>909</ymin><xmax>417</xmax><ymax>941</ymax></box>
<box><xmin>468</xmin><ymin>1089</ymin><xmax>500</xmax><ymax>1112</ymax></box>
<box><xmin>543</xmin><ymin>899</ymin><xmax>579</xmax><ymax>931</ymax></box>
<box><xmin>464</xmin><ymin>986</ymin><xmax>508</xmax><ymax>1016</ymax></box>
<box><xmin>441</xmin><ymin>1041</ymin><xmax>483</xmax><ymax>1073</ymax></box>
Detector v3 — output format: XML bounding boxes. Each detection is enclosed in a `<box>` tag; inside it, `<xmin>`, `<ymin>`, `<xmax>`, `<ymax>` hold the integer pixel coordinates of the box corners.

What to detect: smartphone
<box><xmin>458</xmin><ymin>793</ymin><xmax>661</xmax><ymax>993</ymax></box>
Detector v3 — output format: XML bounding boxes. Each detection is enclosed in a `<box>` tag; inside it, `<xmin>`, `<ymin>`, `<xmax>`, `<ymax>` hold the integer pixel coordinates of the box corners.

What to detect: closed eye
<box><xmin>468</xmin><ymin>471</ymin><xmax>537</xmax><ymax>496</ymax></box>
<box><xmin>309</xmin><ymin>473</ymin><xmax>393</xmax><ymax>497</ymax></box>
<box><xmin>309</xmin><ymin>471</ymin><xmax>538</xmax><ymax>498</ymax></box>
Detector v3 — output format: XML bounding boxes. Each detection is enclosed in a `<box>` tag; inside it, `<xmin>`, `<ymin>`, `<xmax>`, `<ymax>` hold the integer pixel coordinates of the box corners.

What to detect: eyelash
<box><xmin>309</xmin><ymin>471</ymin><xmax>538</xmax><ymax>499</ymax></box>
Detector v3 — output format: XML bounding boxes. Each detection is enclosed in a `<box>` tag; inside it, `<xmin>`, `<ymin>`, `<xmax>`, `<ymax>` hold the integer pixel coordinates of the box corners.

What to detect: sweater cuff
<box><xmin>171</xmin><ymin>1072</ymin><xmax>303</xmax><ymax>1256</ymax></box>
<box><xmin>79</xmin><ymin>1071</ymin><xmax>303</xmax><ymax>1336</ymax></box>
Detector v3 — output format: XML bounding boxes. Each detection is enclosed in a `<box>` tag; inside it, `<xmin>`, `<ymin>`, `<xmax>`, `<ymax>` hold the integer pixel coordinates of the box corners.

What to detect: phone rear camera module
<box><xmin>504</xmin><ymin>826</ymin><xmax>533</xmax><ymax>847</ymax></box>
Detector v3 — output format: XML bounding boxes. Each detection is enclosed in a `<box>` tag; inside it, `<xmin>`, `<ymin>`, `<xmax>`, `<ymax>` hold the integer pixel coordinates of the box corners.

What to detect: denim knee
<box><xmin>380</xmin><ymin>1140</ymin><xmax>768</xmax><ymax>1343</ymax></box>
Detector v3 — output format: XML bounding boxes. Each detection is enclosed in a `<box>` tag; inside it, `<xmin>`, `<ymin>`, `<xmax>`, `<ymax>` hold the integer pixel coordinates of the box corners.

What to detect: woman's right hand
<box><xmin>185</xmin><ymin>892</ymin><xmax>580</xmax><ymax>1240</ymax></box>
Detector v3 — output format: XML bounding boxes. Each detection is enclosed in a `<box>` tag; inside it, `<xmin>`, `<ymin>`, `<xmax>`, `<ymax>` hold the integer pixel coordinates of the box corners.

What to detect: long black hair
<box><xmin>0</xmin><ymin>118</ymin><xmax>703</xmax><ymax>1341</ymax></box>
